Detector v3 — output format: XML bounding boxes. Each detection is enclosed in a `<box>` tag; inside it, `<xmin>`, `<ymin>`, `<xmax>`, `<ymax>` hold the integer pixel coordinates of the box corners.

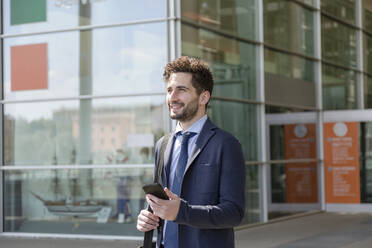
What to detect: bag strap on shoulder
<box><xmin>154</xmin><ymin>133</ymin><xmax>171</xmax><ymax>184</ymax></box>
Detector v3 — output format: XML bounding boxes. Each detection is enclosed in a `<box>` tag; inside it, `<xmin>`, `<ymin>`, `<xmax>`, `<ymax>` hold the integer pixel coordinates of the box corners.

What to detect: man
<box><xmin>137</xmin><ymin>56</ymin><xmax>246</xmax><ymax>248</ymax></box>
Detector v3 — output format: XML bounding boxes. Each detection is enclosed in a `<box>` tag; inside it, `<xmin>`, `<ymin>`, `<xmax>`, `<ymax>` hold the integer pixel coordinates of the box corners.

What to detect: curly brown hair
<box><xmin>163</xmin><ymin>56</ymin><xmax>214</xmax><ymax>96</ymax></box>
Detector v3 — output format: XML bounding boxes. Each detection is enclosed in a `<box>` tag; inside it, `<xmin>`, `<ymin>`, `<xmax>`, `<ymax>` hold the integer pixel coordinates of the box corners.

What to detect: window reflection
<box><xmin>321</xmin><ymin>0</ymin><xmax>356</xmax><ymax>25</ymax></box>
<box><xmin>209</xmin><ymin>100</ymin><xmax>260</xmax><ymax>225</ymax></box>
<box><xmin>264</xmin><ymin>49</ymin><xmax>315</xmax><ymax>82</ymax></box>
<box><xmin>92</xmin><ymin>23</ymin><xmax>167</xmax><ymax>95</ymax></box>
<box><xmin>296</xmin><ymin>0</ymin><xmax>315</xmax><ymax>7</ymax></box>
<box><xmin>365</xmin><ymin>34</ymin><xmax>372</xmax><ymax>74</ymax></box>
<box><xmin>4</xmin><ymin>32</ymin><xmax>80</xmax><ymax>101</ymax></box>
<box><xmin>264</xmin><ymin>0</ymin><xmax>315</xmax><ymax>57</ymax></box>
<box><xmin>4</xmin><ymin>96</ymin><xmax>165</xmax><ymax>165</ymax></box>
<box><xmin>4</xmin><ymin>167</ymin><xmax>153</xmax><ymax>235</ymax></box>
<box><xmin>322</xmin><ymin>64</ymin><xmax>356</xmax><ymax>110</ymax></box>
<box><xmin>321</xmin><ymin>16</ymin><xmax>357</xmax><ymax>69</ymax></box>
<box><xmin>365</xmin><ymin>76</ymin><xmax>372</xmax><ymax>108</ymax></box>
<box><xmin>182</xmin><ymin>24</ymin><xmax>256</xmax><ymax>100</ymax></box>
<box><xmin>3</xmin><ymin>0</ymin><xmax>166</xmax><ymax>34</ymax></box>
<box><xmin>209</xmin><ymin>100</ymin><xmax>258</xmax><ymax>161</ymax></box>
<box><xmin>181</xmin><ymin>0</ymin><xmax>258</xmax><ymax>40</ymax></box>
<box><xmin>4</xmin><ymin>23</ymin><xmax>166</xmax><ymax>101</ymax></box>
<box><xmin>243</xmin><ymin>165</ymin><xmax>260</xmax><ymax>224</ymax></box>
<box><xmin>360</xmin><ymin>122</ymin><xmax>372</xmax><ymax>203</ymax></box>
<box><xmin>264</xmin><ymin>49</ymin><xmax>315</xmax><ymax>109</ymax></box>
<box><xmin>364</xmin><ymin>0</ymin><xmax>372</xmax><ymax>31</ymax></box>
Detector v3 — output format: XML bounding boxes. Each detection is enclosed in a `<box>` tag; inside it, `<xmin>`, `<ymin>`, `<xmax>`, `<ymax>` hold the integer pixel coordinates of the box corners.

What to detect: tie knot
<box><xmin>179</xmin><ymin>131</ymin><xmax>196</xmax><ymax>145</ymax></box>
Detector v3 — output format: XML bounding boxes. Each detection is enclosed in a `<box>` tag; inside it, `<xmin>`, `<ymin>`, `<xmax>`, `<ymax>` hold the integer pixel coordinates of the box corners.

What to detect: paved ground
<box><xmin>1</xmin><ymin>212</ymin><xmax>372</xmax><ymax>248</ymax></box>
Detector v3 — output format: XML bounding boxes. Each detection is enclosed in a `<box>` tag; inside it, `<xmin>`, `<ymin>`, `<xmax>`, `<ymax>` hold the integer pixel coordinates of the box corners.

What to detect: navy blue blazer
<box><xmin>154</xmin><ymin>118</ymin><xmax>246</xmax><ymax>248</ymax></box>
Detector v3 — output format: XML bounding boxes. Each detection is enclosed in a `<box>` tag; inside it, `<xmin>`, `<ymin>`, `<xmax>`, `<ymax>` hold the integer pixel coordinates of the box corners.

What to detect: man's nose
<box><xmin>169</xmin><ymin>91</ymin><xmax>178</xmax><ymax>101</ymax></box>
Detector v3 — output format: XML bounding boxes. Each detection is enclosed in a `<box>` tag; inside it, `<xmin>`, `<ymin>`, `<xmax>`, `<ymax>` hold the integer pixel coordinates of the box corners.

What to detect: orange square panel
<box><xmin>11</xmin><ymin>43</ymin><xmax>48</xmax><ymax>91</ymax></box>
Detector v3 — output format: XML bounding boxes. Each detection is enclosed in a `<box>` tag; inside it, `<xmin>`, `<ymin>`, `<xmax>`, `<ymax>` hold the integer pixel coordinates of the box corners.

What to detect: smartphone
<box><xmin>142</xmin><ymin>183</ymin><xmax>169</xmax><ymax>200</ymax></box>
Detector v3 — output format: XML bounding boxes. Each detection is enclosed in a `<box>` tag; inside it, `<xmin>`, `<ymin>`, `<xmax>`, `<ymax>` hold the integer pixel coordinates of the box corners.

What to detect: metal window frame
<box><xmin>257</xmin><ymin>0</ymin><xmax>268</xmax><ymax>223</ymax></box>
<box><xmin>167</xmin><ymin>0</ymin><xmax>180</xmax><ymax>132</ymax></box>
<box><xmin>1</xmin><ymin>92</ymin><xmax>166</xmax><ymax>104</ymax></box>
<box><xmin>1</xmin><ymin>17</ymin><xmax>175</xmax><ymax>38</ymax></box>
<box><xmin>356</xmin><ymin>0</ymin><xmax>365</xmax><ymax>109</ymax></box>
<box><xmin>314</xmin><ymin>0</ymin><xmax>326</xmax><ymax>212</ymax></box>
<box><xmin>0</xmin><ymin>0</ymin><xmax>3</xmax><ymax>234</ymax></box>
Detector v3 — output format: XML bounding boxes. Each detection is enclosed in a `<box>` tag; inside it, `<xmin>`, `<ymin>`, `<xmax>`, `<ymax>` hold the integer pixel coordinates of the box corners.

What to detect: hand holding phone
<box><xmin>142</xmin><ymin>183</ymin><xmax>169</xmax><ymax>200</ymax></box>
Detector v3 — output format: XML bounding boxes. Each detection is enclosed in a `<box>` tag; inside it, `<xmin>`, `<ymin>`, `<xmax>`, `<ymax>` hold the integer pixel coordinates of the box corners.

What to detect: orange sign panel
<box><xmin>284</xmin><ymin>124</ymin><xmax>318</xmax><ymax>203</ymax></box>
<box><xmin>324</xmin><ymin>122</ymin><xmax>360</xmax><ymax>203</ymax></box>
<box><xmin>11</xmin><ymin>43</ymin><xmax>48</xmax><ymax>91</ymax></box>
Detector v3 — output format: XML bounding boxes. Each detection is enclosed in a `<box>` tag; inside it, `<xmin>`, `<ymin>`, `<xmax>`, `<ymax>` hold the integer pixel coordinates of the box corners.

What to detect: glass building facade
<box><xmin>1</xmin><ymin>0</ymin><xmax>372</xmax><ymax>240</ymax></box>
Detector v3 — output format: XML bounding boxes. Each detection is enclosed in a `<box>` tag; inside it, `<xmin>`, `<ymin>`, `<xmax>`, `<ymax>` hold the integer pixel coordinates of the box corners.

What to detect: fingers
<box><xmin>136</xmin><ymin>209</ymin><xmax>159</xmax><ymax>232</ymax></box>
<box><xmin>164</xmin><ymin>187</ymin><xmax>178</xmax><ymax>200</ymax></box>
<box><xmin>146</xmin><ymin>191</ymin><xmax>181</xmax><ymax>221</ymax></box>
<box><xmin>146</xmin><ymin>194</ymin><xmax>165</xmax><ymax>205</ymax></box>
<box><xmin>147</xmin><ymin>196</ymin><xmax>163</xmax><ymax>216</ymax></box>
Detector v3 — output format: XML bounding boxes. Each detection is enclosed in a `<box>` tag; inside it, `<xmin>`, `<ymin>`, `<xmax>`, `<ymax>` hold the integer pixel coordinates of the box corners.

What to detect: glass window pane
<box><xmin>3</xmin><ymin>0</ymin><xmax>166</xmax><ymax>34</ymax></box>
<box><xmin>360</xmin><ymin>122</ymin><xmax>372</xmax><ymax>203</ymax></box>
<box><xmin>264</xmin><ymin>0</ymin><xmax>315</xmax><ymax>56</ymax></box>
<box><xmin>270</xmin><ymin>123</ymin><xmax>318</xmax><ymax>206</ymax></box>
<box><xmin>364</xmin><ymin>76</ymin><xmax>372</xmax><ymax>108</ymax></box>
<box><xmin>242</xmin><ymin>165</ymin><xmax>260</xmax><ymax>224</ymax></box>
<box><xmin>4</xmin><ymin>96</ymin><xmax>165</xmax><ymax>165</ymax></box>
<box><xmin>321</xmin><ymin>0</ymin><xmax>356</xmax><ymax>25</ymax></box>
<box><xmin>296</xmin><ymin>0</ymin><xmax>316</xmax><ymax>7</ymax></box>
<box><xmin>4</xmin><ymin>23</ymin><xmax>167</xmax><ymax>101</ymax></box>
<box><xmin>4</xmin><ymin>167</ymin><xmax>153</xmax><ymax>235</ymax></box>
<box><xmin>182</xmin><ymin>24</ymin><xmax>257</xmax><ymax>101</ymax></box>
<box><xmin>365</xmin><ymin>34</ymin><xmax>372</xmax><ymax>74</ymax></box>
<box><xmin>209</xmin><ymin>100</ymin><xmax>258</xmax><ymax>161</ymax></box>
<box><xmin>321</xmin><ymin>16</ymin><xmax>357</xmax><ymax>69</ymax></box>
<box><xmin>181</xmin><ymin>0</ymin><xmax>258</xmax><ymax>41</ymax></box>
<box><xmin>92</xmin><ymin>23</ymin><xmax>167</xmax><ymax>96</ymax></box>
<box><xmin>264</xmin><ymin>49</ymin><xmax>315</xmax><ymax>82</ymax></box>
<box><xmin>270</xmin><ymin>163</ymin><xmax>318</xmax><ymax>205</ymax></box>
<box><xmin>270</xmin><ymin>124</ymin><xmax>317</xmax><ymax>160</ymax></box>
<box><xmin>322</xmin><ymin>64</ymin><xmax>357</xmax><ymax>110</ymax></box>
<box><xmin>364</xmin><ymin>0</ymin><xmax>372</xmax><ymax>31</ymax></box>
<box><xmin>264</xmin><ymin>49</ymin><xmax>315</xmax><ymax>109</ymax></box>
<box><xmin>4</xmin><ymin>32</ymin><xmax>79</xmax><ymax>101</ymax></box>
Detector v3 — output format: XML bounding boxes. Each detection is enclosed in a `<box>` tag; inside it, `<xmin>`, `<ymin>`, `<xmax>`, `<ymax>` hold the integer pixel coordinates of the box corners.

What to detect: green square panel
<box><xmin>11</xmin><ymin>0</ymin><xmax>46</xmax><ymax>25</ymax></box>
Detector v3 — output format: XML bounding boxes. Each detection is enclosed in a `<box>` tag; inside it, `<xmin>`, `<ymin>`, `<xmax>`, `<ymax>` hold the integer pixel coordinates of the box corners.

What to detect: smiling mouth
<box><xmin>169</xmin><ymin>102</ymin><xmax>184</xmax><ymax>111</ymax></box>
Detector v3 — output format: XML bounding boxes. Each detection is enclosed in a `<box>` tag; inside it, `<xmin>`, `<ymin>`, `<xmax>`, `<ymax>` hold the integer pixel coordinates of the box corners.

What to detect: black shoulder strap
<box><xmin>154</xmin><ymin>133</ymin><xmax>171</xmax><ymax>184</ymax></box>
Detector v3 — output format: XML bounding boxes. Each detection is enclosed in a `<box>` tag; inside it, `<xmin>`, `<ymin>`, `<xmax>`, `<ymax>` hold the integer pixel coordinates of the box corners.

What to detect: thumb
<box><xmin>164</xmin><ymin>187</ymin><xmax>178</xmax><ymax>200</ymax></box>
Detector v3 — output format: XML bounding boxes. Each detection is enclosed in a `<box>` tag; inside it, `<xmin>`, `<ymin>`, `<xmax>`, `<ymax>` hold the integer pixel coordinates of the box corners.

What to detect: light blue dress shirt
<box><xmin>163</xmin><ymin>115</ymin><xmax>207</xmax><ymax>246</ymax></box>
<box><xmin>168</xmin><ymin>115</ymin><xmax>208</xmax><ymax>190</ymax></box>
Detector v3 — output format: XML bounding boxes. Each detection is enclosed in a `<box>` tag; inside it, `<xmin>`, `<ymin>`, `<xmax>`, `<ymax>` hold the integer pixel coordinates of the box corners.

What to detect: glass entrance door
<box><xmin>358</xmin><ymin>122</ymin><xmax>372</xmax><ymax>203</ymax></box>
<box><xmin>266</xmin><ymin>109</ymin><xmax>372</xmax><ymax>217</ymax></box>
<box><xmin>266</xmin><ymin>112</ymin><xmax>321</xmax><ymax>220</ymax></box>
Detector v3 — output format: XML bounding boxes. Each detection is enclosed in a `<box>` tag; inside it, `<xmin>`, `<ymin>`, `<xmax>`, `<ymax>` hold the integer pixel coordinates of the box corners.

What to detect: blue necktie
<box><xmin>164</xmin><ymin>131</ymin><xmax>196</xmax><ymax>248</ymax></box>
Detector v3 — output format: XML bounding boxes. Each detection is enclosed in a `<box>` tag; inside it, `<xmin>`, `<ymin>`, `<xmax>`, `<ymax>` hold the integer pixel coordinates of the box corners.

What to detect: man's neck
<box><xmin>179</xmin><ymin>113</ymin><xmax>206</xmax><ymax>131</ymax></box>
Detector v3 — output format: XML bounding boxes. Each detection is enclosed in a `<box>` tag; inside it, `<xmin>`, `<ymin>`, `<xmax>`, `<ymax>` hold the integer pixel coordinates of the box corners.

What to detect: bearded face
<box><xmin>166</xmin><ymin>73</ymin><xmax>202</xmax><ymax>123</ymax></box>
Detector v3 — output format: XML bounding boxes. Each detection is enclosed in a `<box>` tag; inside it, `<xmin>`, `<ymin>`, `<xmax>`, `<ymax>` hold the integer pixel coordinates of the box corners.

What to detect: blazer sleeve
<box><xmin>175</xmin><ymin>136</ymin><xmax>246</xmax><ymax>229</ymax></box>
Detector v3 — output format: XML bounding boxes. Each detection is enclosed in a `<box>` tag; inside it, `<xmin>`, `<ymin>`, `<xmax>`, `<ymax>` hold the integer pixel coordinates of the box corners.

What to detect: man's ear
<box><xmin>199</xmin><ymin>91</ymin><xmax>211</xmax><ymax>106</ymax></box>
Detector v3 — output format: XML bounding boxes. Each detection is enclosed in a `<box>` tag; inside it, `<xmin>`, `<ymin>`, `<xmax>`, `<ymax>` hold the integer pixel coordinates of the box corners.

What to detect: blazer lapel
<box><xmin>185</xmin><ymin>119</ymin><xmax>216</xmax><ymax>173</ymax></box>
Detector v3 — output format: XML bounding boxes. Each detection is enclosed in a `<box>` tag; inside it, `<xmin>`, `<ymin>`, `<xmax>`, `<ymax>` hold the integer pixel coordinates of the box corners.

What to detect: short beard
<box><xmin>169</xmin><ymin>97</ymin><xmax>199</xmax><ymax>122</ymax></box>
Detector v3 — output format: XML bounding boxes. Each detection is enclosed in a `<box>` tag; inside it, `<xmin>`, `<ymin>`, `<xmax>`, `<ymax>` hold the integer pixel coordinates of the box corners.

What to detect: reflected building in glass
<box><xmin>1</xmin><ymin>0</ymin><xmax>372</xmax><ymax>240</ymax></box>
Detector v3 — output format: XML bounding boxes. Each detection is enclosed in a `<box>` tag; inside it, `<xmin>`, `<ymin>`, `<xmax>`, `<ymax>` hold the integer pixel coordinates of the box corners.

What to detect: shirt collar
<box><xmin>175</xmin><ymin>115</ymin><xmax>208</xmax><ymax>135</ymax></box>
